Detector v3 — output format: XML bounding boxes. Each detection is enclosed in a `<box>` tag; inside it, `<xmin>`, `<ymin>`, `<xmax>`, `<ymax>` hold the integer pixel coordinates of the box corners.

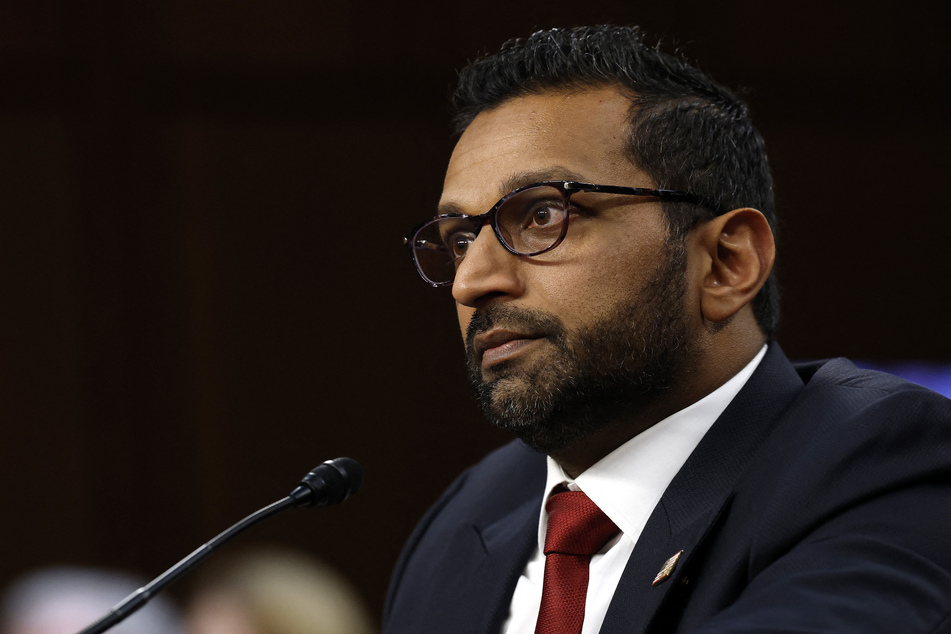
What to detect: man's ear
<box><xmin>691</xmin><ymin>207</ymin><xmax>775</xmax><ymax>325</ymax></box>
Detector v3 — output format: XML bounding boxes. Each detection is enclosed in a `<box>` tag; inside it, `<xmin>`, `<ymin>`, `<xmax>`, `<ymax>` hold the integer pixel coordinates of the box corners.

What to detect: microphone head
<box><xmin>290</xmin><ymin>457</ymin><xmax>364</xmax><ymax>508</ymax></box>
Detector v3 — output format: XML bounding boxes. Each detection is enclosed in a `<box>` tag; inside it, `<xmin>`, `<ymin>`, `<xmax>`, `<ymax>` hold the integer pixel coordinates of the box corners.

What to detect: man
<box><xmin>385</xmin><ymin>25</ymin><xmax>951</xmax><ymax>633</ymax></box>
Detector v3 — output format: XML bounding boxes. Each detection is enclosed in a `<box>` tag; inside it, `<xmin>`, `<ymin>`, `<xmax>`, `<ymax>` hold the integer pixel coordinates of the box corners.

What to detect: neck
<box><xmin>551</xmin><ymin>338</ymin><xmax>767</xmax><ymax>478</ymax></box>
<box><xmin>549</xmin><ymin>392</ymin><xmax>694</xmax><ymax>479</ymax></box>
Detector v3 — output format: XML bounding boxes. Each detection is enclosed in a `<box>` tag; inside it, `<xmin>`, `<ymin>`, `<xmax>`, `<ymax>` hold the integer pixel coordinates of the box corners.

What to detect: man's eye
<box><xmin>530</xmin><ymin>208</ymin><xmax>553</xmax><ymax>227</ymax></box>
<box><xmin>448</xmin><ymin>232</ymin><xmax>475</xmax><ymax>258</ymax></box>
<box><xmin>522</xmin><ymin>204</ymin><xmax>565</xmax><ymax>230</ymax></box>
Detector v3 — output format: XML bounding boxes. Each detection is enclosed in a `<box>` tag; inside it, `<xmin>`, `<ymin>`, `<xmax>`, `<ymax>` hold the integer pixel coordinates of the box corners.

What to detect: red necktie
<box><xmin>534</xmin><ymin>488</ymin><xmax>620</xmax><ymax>634</ymax></box>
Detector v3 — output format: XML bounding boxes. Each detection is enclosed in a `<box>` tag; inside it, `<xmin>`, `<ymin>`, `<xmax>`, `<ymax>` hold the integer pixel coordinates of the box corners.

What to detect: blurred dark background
<box><xmin>1</xmin><ymin>0</ymin><xmax>949</xmax><ymax>627</ymax></box>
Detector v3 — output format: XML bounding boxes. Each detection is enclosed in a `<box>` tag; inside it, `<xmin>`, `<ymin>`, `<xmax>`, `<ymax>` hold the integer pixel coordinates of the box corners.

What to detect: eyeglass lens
<box><xmin>411</xmin><ymin>184</ymin><xmax>569</xmax><ymax>285</ymax></box>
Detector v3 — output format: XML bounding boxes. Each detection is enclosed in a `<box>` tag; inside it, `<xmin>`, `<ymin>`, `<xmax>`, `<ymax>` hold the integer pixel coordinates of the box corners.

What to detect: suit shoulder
<box><xmin>735</xmin><ymin>357</ymin><xmax>951</xmax><ymax>545</ymax></box>
<box><xmin>439</xmin><ymin>440</ymin><xmax>547</xmax><ymax>516</ymax></box>
<box><xmin>396</xmin><ymin>440</ymin><xmax>545</xmax><ymax>550</ymax></box>
<box><xmin>794</xmin><ymin>356</ymin><xmax>951</xmax><ymax>422</ymax></box>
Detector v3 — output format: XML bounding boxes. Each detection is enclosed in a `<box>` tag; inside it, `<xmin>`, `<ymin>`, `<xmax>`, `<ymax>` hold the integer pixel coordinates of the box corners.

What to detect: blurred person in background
<box><xmin>184</xmin><ymin>546</ymin><xmax>375</xmax><ymax>634</ymax></box>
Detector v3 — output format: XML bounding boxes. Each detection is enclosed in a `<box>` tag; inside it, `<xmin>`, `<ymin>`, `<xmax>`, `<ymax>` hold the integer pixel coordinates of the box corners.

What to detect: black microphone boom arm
<box><xmin>78</xmin><ymin>457</ymin><xmax>363</xmax><ymax>634</ymax></box>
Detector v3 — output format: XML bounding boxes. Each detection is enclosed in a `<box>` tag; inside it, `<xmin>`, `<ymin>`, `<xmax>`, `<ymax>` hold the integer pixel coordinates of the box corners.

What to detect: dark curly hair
<box><xmin>452</xmin><ymin>25</ymin><xmax>779</xmax><ymax>338</ymax></box>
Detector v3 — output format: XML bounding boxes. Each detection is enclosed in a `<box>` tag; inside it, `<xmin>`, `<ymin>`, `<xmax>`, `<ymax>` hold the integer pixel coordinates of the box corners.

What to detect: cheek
<box><xmin>537</xmin><ymin>240</ymin><xmax>663</xmax><ymax>321</ymax></box>
<box><xmin>536</xmin><ymin>271</ymin><xmax>597</xmax><ymax>317</ymax></box>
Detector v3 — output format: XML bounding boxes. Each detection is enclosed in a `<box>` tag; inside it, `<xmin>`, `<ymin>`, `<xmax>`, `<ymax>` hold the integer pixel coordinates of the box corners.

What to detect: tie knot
<box><xmin>543</xmin><ymin>490</ymin><xmax>619</xmax><ymax>557</ymax></box>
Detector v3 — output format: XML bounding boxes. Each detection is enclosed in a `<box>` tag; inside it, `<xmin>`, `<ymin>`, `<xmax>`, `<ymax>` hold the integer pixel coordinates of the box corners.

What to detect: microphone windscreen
<box><xmin>291</xmin><ymin>458</ymin><xmax>364</xmax><ymax>507</ymax></box>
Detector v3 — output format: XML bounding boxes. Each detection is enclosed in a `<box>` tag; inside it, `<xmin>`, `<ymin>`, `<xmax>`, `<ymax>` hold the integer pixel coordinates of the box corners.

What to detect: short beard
<box><xmin>465</xmin><ymin>239</ymin><xmax>691</xmax><ymax>455</ymax></box>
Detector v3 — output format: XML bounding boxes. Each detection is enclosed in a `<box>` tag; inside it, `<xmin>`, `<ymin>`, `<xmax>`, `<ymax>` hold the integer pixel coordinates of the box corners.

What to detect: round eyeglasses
<box><xmin>403</xmin><ymin>180</ymin><xmax>720</xmax><ymax>287</ymax></box>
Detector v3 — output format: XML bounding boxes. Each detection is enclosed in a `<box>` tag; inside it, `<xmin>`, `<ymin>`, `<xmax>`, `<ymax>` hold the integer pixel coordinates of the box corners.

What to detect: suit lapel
<box><xmin>465</xmin><ymin>495</ymin><xmax>540</xmax><ymax>633</ymax></box>
<box><xmin>601</xmin><ymin>344</ymin><xmax>804</xmax><ymax>633</ymax></box>
<box><xmin>384</xmin><ymin>443</ymin><xmax>544</xmax><ymax>634</ymax></box>
<box><xmin>600</xmin><ymin>495</ymin><xmax>733</xmax><ymax>633</ymax></box>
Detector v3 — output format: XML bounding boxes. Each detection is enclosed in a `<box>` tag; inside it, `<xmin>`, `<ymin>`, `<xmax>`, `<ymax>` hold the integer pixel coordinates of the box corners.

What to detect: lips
<box><xmin>473</xmin><ymin>329</ymin><xmax>543</xmax><ymax>367</ymax></box>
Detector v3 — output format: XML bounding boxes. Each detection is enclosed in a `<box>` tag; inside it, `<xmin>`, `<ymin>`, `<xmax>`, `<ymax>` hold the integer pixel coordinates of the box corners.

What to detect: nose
<box><xmin>451</xmin><ymin>226</ymin><xmax>525</xmax><ymax>307</ymax></box>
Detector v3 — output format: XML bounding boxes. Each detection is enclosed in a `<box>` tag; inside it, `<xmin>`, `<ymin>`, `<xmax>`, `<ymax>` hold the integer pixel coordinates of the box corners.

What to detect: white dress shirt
<box><xmin>501</xmin><ymin>345</ymin><xmax>767</xmax><ymax>633</ymax></box>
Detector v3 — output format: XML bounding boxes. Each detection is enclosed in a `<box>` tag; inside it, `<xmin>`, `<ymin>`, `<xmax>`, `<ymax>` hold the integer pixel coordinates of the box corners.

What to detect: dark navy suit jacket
<box><xmin>383</xmin><ymin>344</ymin><xmax>951</xmax><ymax>632</ymax></box>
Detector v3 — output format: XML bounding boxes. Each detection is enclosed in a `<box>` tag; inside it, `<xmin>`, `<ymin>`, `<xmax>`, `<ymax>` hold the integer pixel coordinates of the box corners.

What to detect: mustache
<box><xmin>464</xmin><ymin>305</ymin><xmax>567</xmax><ymax>357</ymax></box>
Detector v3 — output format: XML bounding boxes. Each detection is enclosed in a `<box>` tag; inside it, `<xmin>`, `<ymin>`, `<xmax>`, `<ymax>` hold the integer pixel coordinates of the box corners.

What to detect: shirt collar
<box><xmin>537</xmin><ymin>344</ymin><xmax>768</xmax><ymax>550</ymax></box>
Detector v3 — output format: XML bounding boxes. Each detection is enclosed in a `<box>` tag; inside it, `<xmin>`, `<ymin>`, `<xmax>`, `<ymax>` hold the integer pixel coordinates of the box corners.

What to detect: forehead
<box><xmin>441</xmin><ymin>87</ymin><xmax>651</xmax><ymax>212</ymax></box>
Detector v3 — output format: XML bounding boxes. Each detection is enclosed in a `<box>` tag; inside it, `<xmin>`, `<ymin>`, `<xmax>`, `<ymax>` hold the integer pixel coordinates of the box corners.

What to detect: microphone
<box><xmin>290</xmin><ymin>457</ymin><xmax>363</xmax><ymax>507</ymax></box>
<box><xmin>78</xmin><ymin>458</ymin><xmax>363</xmax><ymax>634</ymax></box>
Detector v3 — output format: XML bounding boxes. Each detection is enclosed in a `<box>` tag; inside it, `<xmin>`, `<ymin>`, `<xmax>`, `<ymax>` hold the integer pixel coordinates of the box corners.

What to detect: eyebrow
<box><xmin>437</xmin><ymin>166</ymin><xmax>590</xmax><ymax>216</ymax></box>
<box><xmin>498</xmin><ymin>167</ymin><xmax>588</xmax><ymax>196</ymax></box>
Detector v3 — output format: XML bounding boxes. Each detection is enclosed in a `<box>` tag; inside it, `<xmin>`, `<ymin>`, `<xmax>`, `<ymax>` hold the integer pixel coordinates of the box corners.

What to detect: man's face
<box><xmin>440</xmin><ymin>87</ymin><xmax>695</xmax><ymax>453</ymax></box>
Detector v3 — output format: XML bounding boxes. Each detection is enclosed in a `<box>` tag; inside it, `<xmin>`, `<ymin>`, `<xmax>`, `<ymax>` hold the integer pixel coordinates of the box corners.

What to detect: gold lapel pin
<box><xmin>652</xmin><ymin>550</ymin><xmax>684</xmax><ymax>586</ymax></box>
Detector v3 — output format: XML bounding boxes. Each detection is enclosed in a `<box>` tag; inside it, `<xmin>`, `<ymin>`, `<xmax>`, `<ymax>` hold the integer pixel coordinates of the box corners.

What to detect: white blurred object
<box><xmin>1</xmin><ymin>567</ymin><xmax>183</xmax><ymax>634</ymax></box>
